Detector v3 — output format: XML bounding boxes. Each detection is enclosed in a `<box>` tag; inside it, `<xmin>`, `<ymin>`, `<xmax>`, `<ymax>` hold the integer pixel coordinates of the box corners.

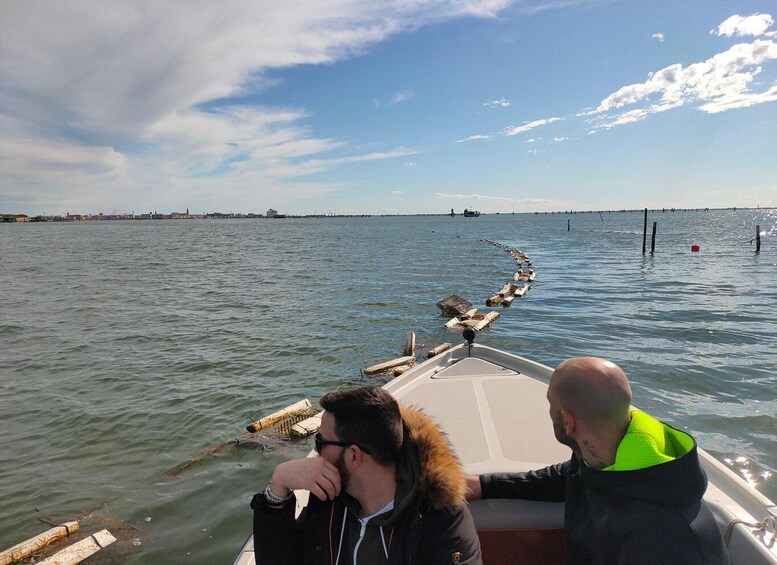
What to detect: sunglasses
<box><xmin>314</xmin><ymin>432</ymin><xmax>372</xmax><ymax>455</ymax></box>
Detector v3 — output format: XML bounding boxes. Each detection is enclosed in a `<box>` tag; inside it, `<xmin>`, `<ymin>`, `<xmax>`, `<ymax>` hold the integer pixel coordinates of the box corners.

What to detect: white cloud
<box><xmin>404</xmin><ymin>162</ymin><xmax>416</xmax><ymax>167</ymax></box>
<box><xmin>391</xmin><ymin>190</ymin><xmax>404</xmax><ymax>195</ymax></box>
<box><xmin>699</xmin><ymin>83</ymin><xmax>777</xmax><ymax>113</ymax></box>
<box><xmin>434</xmin><ymin>193</ymin><xmax>561</xmax><ymax>208</ymax></box>
<box><xmin>389</xmin><ymin>88</ymin><xmax>416</xmax><ymax>105</ymax></box>
<box><xmin>591</xmin><ymin>38</ymin><xmax>777</xmax><ymax>130</ymax></box>
<box><xmin>456</xmin><ymin>134</ymin><xmax>493</xmax><ymax>143</ymax></box>
<box><xmin>484</xmin><ymin>97</ymin><xmax>511</xmax><ymax>108</ymax></box>
<box><xmin>504</xmin><ymin>117</ymin><xmax>561</xmax><ymax>135</ymax></box>
<box><xmin>302</xmin><ymin>147</ymin><xmax>421</xmax><ymax>171</ymax></box>
<box><xmin>527</xmin><ymin>149</ymin><xmax>542</xmax><ymax>155</ymax></box>
<box><xmin>713</xmin><ymin>14</ymin><xmax>774</xmax><ymax>38</ymax></box>
<box><xmin>592</xmin><ymin>108</ymin><xmax>649</xmax><ymax>130</ymax></box>
<box><xmin>0</xmin><ymin>0</ymin><xmax>518</xmax><ymax>213</ymax></box>
<box><xmin>435</xmin><ymin>192</ymin><xmax>519</xmax><ymax>202</ymax></box>
<box><xmin>652</xmin><ymin>32</ymin><xmax>664</xmax><ymax>42</ymax></box>
<box><xmin>553</xmin><ymin>136</ymin><xmax>569</xmax><ymax>142</ymax></box>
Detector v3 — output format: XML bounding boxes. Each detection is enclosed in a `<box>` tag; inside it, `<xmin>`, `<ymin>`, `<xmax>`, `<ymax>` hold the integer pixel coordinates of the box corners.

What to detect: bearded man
<box><xmin>252</xmin><ymin>385</ymin><xmax>482</xmax><ymax>564</ymax></box>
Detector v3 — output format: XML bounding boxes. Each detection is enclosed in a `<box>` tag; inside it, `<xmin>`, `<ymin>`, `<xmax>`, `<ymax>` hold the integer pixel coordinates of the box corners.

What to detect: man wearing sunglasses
<box><xmin>251</xmin><ymin>385</ymin><xmax>482</xmax><ymax>564</ymax></box>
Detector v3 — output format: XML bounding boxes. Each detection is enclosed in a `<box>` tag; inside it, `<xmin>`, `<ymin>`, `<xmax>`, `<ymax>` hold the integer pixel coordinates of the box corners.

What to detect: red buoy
<box><xmin>691</xmin><ymin>243</ymin><xmax>700</xmax><ymax>252</ymax></box>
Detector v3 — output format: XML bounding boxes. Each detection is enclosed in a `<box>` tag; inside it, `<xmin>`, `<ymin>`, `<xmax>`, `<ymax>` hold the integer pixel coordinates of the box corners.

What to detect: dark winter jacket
<box><xmin>252</xmin><ymin>406</ymin><xmax>482</xmax><ymax>564</ymax></box>
<box><xmin>481</xmin><ymin>411</ymin><xmax>730</xmax><ymax>565</ymax></box>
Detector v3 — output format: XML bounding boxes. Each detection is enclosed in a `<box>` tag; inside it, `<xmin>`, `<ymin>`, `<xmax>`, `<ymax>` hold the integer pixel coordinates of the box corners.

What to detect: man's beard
<box><xmin>553</xmin><ymin>421</ymin><xmax>581</xmax><ymax>456</ymax></box>
<box><xmin>336</xmin><ymin>449</ymin><xmax>351</xmax><ymax>493</ymax></box>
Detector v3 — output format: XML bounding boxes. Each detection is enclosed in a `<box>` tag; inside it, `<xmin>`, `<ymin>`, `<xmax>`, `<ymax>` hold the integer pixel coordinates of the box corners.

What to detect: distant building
<box><xmin>0</xmin><ymin>214</ymin><xmax>29</xmax><ymax>222</ymax></box>
<box><xmin>266</xmin><ymin>208</ymin><xmax>278</xmax><ymax>218</ymax></box>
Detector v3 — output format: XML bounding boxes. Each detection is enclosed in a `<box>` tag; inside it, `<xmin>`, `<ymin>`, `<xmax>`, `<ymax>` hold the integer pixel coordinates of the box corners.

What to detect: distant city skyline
<box><xmin>1</xmin><ymin>1</ymin><xmax>776</xmax><ymax>216</ymax></box>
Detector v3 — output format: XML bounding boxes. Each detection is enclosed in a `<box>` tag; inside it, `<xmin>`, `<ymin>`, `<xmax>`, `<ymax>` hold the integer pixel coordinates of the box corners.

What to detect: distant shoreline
<box><xmin>1</xmin><ymin>206</ymin><xmax>774</xmax><ymax>223</ymax></box>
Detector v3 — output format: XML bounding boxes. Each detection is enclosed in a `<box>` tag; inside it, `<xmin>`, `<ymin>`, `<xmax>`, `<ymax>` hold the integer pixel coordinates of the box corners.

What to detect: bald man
<box><xmin>467</xmin><ymin>357</ymin><xmax>730</xmax><ymax>565</ymax></box>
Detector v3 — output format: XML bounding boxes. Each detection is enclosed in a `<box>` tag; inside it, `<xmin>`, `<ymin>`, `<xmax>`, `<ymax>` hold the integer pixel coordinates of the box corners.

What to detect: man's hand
<box><xmin>270</xmin><ymin>457</ymin><xmax>342</xmax><ymax>501</ymax></box>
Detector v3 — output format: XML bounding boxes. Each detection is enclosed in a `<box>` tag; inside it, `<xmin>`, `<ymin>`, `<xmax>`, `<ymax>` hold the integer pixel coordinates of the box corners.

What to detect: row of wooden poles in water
<box><xmin>637</xmin><ymin>208</ymin><xmax>763</xmax><ymax>254</ymax></box>
<box><xmin>563</xmin><ymin>208</ymin><xmax>765</xmax><ymax>254</ymax></box>
<box><xmin>1</xmin><ymin>239</ymin><xmax>537</xmax><ymax>564</ymax></box>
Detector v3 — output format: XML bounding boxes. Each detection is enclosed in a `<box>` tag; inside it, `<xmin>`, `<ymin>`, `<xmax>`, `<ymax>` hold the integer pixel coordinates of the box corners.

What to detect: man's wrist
<box><xmin>264</xmin><ymin>482</ymin><xmax>293</xmax><ymax>505</ymax></box>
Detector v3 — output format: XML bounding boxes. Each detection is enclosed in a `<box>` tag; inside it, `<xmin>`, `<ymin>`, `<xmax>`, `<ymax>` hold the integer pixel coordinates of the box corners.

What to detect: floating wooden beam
<box><xmin>403</xmin><ymin>331</ymin><xmax>416</xmax><ymax>356</ymax></box>
<box><xmin>0</xmin><ymin>522</ymin><xmax>80</xmax><ymax>565</ymax></box>
<box><xmin>485</xmin><ymin>294</ymin><xmax>503</xmax><ymax>307</ymax></box>
<box><xmin>393</xmin><ymin>365</ymin><xmax>412</xmax><ymax>376</ymax></box>
<box><xmin>364</xmin><ymin>356</ymin><xmax>416</xmax><ymax>375</ymax></box>
<box><xmin>427</xmin><ymin>343</ymin><xmax>453</xmax><ymax>358</ymax></box>
<box><xmin>445</xmin><ymin>317</ymin><xmax>460</xmax><ymax>328</ymax></box>
<box><xmin>38</xmin><ymin>529</ymin><xmax>116</xmax><ymax>565</ymax></box>
<box><xmin>474</xmin><ymin>311</ymin><xmax>500</xmax><ymax>331</ymax></box>
<box><xmin>289</xmin><ymin>413</ymin><xmax>322</xmax><ymax>438</ymax></box>
<box><xmin>501</xmin><ymin>295</ymin><xmax>515</xmax><ymax>306</ymax></box>
<box><xmin>247</xmin><ymin>399</ymin><xmax>312</xmax><ymax>433</ymax></box>
<box><xmin>513</xmin><ymin>285</ymin><xmax>529</xmax><ymax>297</ymax></box>
<box><xmin>460</xmin><ymin>308</ymin><xmax>479</xmax><ymax>320</ymax></box>
<box><xmin>497</xmin><ymin>283</ymin><xmax>514</xmax><ymax>297</ymax></box>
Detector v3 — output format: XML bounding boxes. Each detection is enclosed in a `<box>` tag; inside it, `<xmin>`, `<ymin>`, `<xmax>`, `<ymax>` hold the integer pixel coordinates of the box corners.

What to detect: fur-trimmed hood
<box><xmin>365</xmin><ymin>405</ymin><xmax>465</xmax><ymax>527</ymax></box>
<box><xmin>400</xmin><ymin>406</ymin><xmax>467</xmax><ymax>509</ymax></box>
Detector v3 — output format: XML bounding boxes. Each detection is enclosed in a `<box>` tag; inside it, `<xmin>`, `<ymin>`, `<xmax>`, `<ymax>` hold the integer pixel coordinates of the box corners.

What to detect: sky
<box><xmin>1</xmin><ymin>0</ymin><xmax>776</xmax><ymax>216</ymax></box>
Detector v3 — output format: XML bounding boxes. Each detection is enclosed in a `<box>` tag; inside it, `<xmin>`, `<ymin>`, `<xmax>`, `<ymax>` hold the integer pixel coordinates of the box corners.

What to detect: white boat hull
<box><xmin>236</xmin><ymin>342</ymin><xmax>777</xmax><ymax>564</ymax></box>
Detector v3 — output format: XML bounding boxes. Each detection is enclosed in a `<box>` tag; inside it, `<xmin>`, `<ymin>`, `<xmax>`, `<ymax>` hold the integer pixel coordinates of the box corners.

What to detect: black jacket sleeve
<box><xmin>251</xmin><ymin>492</ymin><xmax>301</xmax><ymax>565</ymax></box>
<box><xmin>418</xmin><ymin>504</ymin><xmax>483</xmax><ymax>565</ymax></box>
<box><xmin>480</xmin><ymin>459</ymin><xmax>572</xmax><ymax>502</ymax></box>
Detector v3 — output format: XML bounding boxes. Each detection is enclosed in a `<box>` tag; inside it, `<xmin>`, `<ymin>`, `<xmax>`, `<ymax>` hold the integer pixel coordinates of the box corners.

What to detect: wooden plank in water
<box><xmin>427</xmin><ymin>343</ymin><xmax>453</xmax><ymax>358</ymax></box>
<box><xmin>364</xmin><ymin>356</ymin><xmax>416</xmax><ymax>375</ymax></box>
<box><xmin>486</xmin><ymin>295</ymin><xmax>503</xmax><ymax>307</ymax></box>
<box><xmin>403</xmin><ymin>332</ymin><xmax>416</xmax><ymax>356</ymax></box>
<box><xmin>247</xmin><ymin>399</ymin><xmax>312</xmax><ymax>432</ymax></box>
<box><xmin>474</xmin><ymin>311</ymin><xmax>500</xmax><ymax>331</ymax></box>
<box><xmin>289</xmin><ymin>413</ymin><xmax>322</xmax><ymax>438</ymax></box>
<box><xmin>514</xmin><ymin>285</ymin><xmax>529</xmax><ymax>297</ymax></box>
<box><xmin>38</xmin><ymin>529</ymin><xmax>116</xmax><ymax>565</ymax></box>
<box><xmin>0</xmin><ymin>522</ymin><xmax>80</xmax><ymax>565</ymax></box>
<box><xmin>497</xmin><ymin>283</ymin><xmax>514</xmax><ymax>297</ymax></box>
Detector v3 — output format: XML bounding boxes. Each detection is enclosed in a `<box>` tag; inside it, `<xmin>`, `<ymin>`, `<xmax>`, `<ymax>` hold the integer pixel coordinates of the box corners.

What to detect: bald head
<box><xmin>549</xmin><ymin>357</ymin><xmax>632</xmax><ymax>430</ymax></box>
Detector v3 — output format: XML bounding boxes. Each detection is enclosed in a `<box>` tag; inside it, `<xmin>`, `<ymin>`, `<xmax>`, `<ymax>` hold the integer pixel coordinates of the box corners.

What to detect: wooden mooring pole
<box><xmin>568</xmin><ymin>219</ymin><xmax>570</xmax><ymax>231</ymax></box>
<box><xmin>756</xmin><ymin>225</ymin><xmax>761</xmax><ymax>253</ymax></box>
<box><xmin>651</xmin><ymin>222</ymin><xmax>657</xmax><ymax>253</ymax></box>
<box><xmin>642</xmin><ymin>208</ymin><xmax>648</xmax><ymax>253</ymax></box>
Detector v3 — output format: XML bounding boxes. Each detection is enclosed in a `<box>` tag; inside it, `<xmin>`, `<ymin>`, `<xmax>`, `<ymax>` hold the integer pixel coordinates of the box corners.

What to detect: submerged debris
<box><xmin>4</xmin><ymin>508</ymin><xmax>147</xmax><ymax>564</ymax></box>
<box><xmin>436</xmin><ymin>295</ymin><xmax>474</xmax><ymax>317</ymax></box>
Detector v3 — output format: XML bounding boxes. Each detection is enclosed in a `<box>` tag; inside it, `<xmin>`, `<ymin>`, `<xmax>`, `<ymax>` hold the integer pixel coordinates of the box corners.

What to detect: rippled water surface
<box><xmin>1</xmin><ymin>210</ymin><xmax>775</xmax><ymax>562</ymax></box>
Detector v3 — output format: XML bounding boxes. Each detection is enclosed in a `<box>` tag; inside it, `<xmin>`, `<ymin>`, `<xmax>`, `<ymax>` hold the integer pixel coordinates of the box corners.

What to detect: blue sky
<box><xmin>1</xmin><ymin>1</ymin><xmax>776</xmax><ymax>215</ymax></box>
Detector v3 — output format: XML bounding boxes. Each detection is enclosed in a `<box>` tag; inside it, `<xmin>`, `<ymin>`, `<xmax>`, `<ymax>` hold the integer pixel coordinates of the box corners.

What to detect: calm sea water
<box><xmin>1</xmin><ymin>210</ymin><xmax>775</xmax><ymax>562</ymax></box>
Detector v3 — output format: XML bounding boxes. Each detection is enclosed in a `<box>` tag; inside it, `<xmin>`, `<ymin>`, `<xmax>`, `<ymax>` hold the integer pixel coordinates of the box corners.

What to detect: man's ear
<box><xmin>347</xmin><ymin>445</ymin><xmax>363</xmax><ymax>467</ymax></box>
<box><xmin>561</xmin><ymin>409</ymin><xmax>575</xmax><ymax>435</ymax></box>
